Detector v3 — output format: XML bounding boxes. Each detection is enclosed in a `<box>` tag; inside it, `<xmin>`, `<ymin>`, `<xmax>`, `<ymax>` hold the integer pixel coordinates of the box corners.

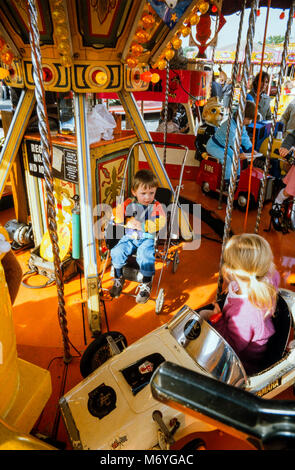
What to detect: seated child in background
<box><xmin>156</xmin><ymin>103</ymin><xmax>189</xmax><ymax>134</ymax></box>
<box><xmin>206</xmin><ymin>100</ymin><xmax>258</xmax><ymax>183</ymax></box>
<box><xmin>209</xmin><ymin>233</ymin><xmax>279</xmax><ymax>375</ymax></box>
<box><xmin>270</xmin><ymin>129</ymin><xmax>295</xmax><ymax>217</ymax></box>
<box><xmin>156</xmin><ymin>104</ymin><xmax>181</xmax><ymax>133</ymax></box>
<box><xmin>109</xmin><ymin>169</ymin><xmax>166</xmax><ymax>304</ymax></box>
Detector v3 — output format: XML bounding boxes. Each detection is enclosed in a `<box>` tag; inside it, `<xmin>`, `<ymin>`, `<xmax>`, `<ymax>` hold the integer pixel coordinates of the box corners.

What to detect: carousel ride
<box><xmin>0</xmin><ymin>0</ymin><xmax>295</xmax><ymax>451</ymax></box>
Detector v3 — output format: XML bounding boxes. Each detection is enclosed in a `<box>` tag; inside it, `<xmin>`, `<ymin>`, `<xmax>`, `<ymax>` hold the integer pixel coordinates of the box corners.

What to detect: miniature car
<box><xmin>60</xmin><ymin>288</ymin><xmax>295</xmax><ymax>450</ymax></box>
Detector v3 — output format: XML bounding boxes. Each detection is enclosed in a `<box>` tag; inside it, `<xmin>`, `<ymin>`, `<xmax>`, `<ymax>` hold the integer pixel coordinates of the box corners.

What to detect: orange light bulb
<box><xmin>1</xmin><ymin>50</ymin><xmax>13</xmax><ymax>65</ymax></box>
<box><xmin>189</xmin><ymin>14</ymin><xmax>200</xmax><ymax>26</ymax></box>
<box><xmin>151</xmin><ymin>73</ymin><xmax>160</xmax><ymax>84</ymax></box>
<box><xmin>55</xmin><ymin>24</ymin><xmax>68</xmax><ymax>40</ymax></box>
<box><xmin>131</xmin><ymin>43</ymin><xmax>144</xmax><ymax>57</ymax></box>
<box><xmin>171</xmin><ymin>36</ymin><xmax>182</xmax><ymax>50</ymax></box>
<box><xmin>57</xmin><ymin>41</ymin><xmax>71</xmax><ymax>54</ymax></box>
<box><xmin>135</xmin><ymin>29</ymin><xmax>150</xmax><ymax>44</ymax></box>
<box><xmin>0</xmin><ymin>67</ymin><xmax>9</xmax><ymax>79</ymax></box>
<box><xmin>141</xmin><ymin>14</ymin><xmax>155</xmax><ymax>29</ymax></box>
<box><xmin>157</xmin><ymin>59</ymin><xmax>167</xmax><ymax>70</ymax></box>
<box><xmin>164</xmin><ymin>48</ymin><xmax>175</xmax><ymax>61</ymax></box>
<box><xmin>140</xmin><ymin>71</ymin><xmax>153</xmax><ymax>82</ymax></box>
<box><xmin>51</xmin><ymin>7</ymin><xmax>66</xmax><ymax>24</ymax></box>
<box><xmin>60</xmin><ymin>56</ymin><xmax>72</xmax><ymax>67</ymax></box>
<box><xmin>92</xmin><ymin>70</ymin><xmax>108</xmax><ymax>85</ymax></box>
<box><xmin>180</xmin><ymin>26</ymin><xmax>191</xmax><ymax>37</ymax></box>
<box><xmin>126</xmin><ymin>56</ymin><xmax>138</xmax><ymax>68</ymax></box>
<box><xmin>198</xmin><ymin>1</ymin><xmax>209</xmax><ymax>15</ymax></box>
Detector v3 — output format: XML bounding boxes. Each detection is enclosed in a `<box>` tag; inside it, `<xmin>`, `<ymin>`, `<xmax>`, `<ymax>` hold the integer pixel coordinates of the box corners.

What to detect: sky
<box><xmin>183</xmin><ymin>7</ymin><xmax>295</xmax><ymax>49</ymax></box>
<box><xmin>217</xmin><ymin>7</ymin><xmax>295</xmax><ymax>47</ymax></box>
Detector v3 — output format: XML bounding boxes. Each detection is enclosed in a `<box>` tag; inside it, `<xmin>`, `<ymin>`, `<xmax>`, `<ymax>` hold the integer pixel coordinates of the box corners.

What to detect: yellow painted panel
<box><xmin>4</xmin><ymin>59</ymin><xmax>24</xmax><ymax>88</ymax></box>
<box><xmin>0</xmin><ymin>258</ymin><xmax>52</xmax><ymax>434</ymax></box>
<box><xmin>0</xmin><ymin>262</ymin><xmax>19</xmax><ymax>419</ymax></box>
<box><xmin>72</xmin><ymin>61</ymin><xmax>122</xmax><ymax>93</ymax></box>
<box><xmin>0</xmin><ymin>89</ymin><xmax>35</xmax><ymax>198</ymax></box>
<box><xmin>4</xmin><ymin>358</ymin><xmax>52</xmax><ymax>434</ymax></box>
<box><xmin>0</xmin><ymin>418</ymin><xmax>55</xmax><ymax>450</ymax></box>
<box><xmin>23</xmin><ymin>59</ymin><xmax>71</xmax><ymax>92</ymax></box>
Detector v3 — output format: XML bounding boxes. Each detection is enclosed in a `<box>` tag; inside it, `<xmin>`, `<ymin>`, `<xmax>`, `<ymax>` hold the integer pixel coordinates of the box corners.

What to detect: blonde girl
<box><xmin>212</xmin><ymin>234</ymin><xmax>280</xmax><ymax>374</ymax></box>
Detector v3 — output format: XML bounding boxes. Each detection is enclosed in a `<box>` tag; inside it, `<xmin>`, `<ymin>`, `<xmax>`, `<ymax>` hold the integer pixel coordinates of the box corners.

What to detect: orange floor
<box><xmin>1</xmin><ymin>181</ymin><xmax>295</xmax><ymax>450</ymax></box>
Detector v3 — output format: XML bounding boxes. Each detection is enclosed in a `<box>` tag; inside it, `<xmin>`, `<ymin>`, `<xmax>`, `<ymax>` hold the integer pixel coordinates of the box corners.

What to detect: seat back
<box><xmin>155</xmin><ymin>187</ymin><xmax>173</xmax><ymax>206</ymax></box>
<box><xmin>261</xmin><ymin>294</ymin><xmax>292</xmax><ymax>371</ymax></box>
<box><xmin>155</xmin><ymin>187</ymin><xmax>175</xmax><ymax>244</ymax></box>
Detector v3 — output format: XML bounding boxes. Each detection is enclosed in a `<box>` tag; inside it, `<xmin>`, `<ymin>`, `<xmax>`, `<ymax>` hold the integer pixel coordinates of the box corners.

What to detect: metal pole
<box><xmin>27</xmin><ymin>0</ymin><xmax>72</xmax><ymax>363</ymax></box>
<box><xmin>163</xmin><ymin>61</ymin><xmax>170</xmax><ymax>167</ymax></box>
<box><xmin>217</xmin><ymin>0</ymin><xmax>259</xmax><ymax>298</ymax></box>
<box><xmin>217</xmin><ymin>0</ymin><xmax>246</xmax><ymax>210</ymax></box>
<box><xmin>254</xmin><ymin>1</ymin><xmax>295</xmax><ymax>233</ymax></box>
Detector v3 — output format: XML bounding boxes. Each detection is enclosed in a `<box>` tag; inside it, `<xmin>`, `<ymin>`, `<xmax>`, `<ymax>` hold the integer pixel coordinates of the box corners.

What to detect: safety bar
<box><xmin>119</xmin><ymin>140</ymin><xmax>189</xmax><ymax>199</ymax></box>
<box><xmin>151</xmin><ymin>361</ymin><xmax>295</xmax><ymax>450</ymax></box>
<box><xmin>142</xmin><ymin>140</ymin><xmax>189</xmax><ymax>150</ymax></box>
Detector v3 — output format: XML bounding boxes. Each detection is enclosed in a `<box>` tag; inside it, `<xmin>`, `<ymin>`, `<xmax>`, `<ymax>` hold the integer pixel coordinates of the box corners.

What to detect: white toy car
<box><xmin>60</xmin><ymin>288</ymin><xmax>295</xmax><ymax>450</ymax></box>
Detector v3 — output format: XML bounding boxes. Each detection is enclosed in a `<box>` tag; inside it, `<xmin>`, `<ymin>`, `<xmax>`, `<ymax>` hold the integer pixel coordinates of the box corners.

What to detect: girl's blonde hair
<box><xmin>222</xmin><ymin>233</ymin><xmax>277</xmax><ymax>315</ymax></box>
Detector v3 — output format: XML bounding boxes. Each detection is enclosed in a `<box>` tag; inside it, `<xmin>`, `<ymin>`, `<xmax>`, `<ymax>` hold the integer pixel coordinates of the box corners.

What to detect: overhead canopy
<box><xmin>0</xmin><ymin>0</ymin><xmax>294</xmax><ymax>94</ymax></box>
<box><xmin>221</xmin><ymin>0</ymin><xmax>293</xmax><ymax>15</ymax></box>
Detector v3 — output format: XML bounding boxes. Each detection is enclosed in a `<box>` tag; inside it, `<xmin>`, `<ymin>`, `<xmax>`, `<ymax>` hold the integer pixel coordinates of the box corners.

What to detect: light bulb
<box><xmin>151</xmin><ymin>73</ymin><xmax>160</xmax><ymax>84</ymax></box>
<box><xmin>126</xmin><ymin>56</ymin><xmax>138</xmax><ymax>68</ymax></box>
<box><xmin>189</xmin><ymin>14</ymin><xmax>200</xmax><ymax>26</ymax></box>
<box><xmin>1</xmin><ymin>50</ymin><xmax>13</xmax><ymax>65</ymax></box>
<box><xmin>131</xmin><ymin>43</ymin><xmax>144</xmax><ymax>57</ymax></box>
<box><xmin>157</xmin><ymin>59</ymin><xmax>167</xmax><ymax>70</ymax></box>
<box><xmin>171</xmin><ymin>36</ymin><xmax>182</xmax><ymax>50</ymax></box>
<box><xmin>55</xmin><ymin>24</ymin><xmax>68</xmax><ymax>40</ymax></box>
<box><xmin>198</xmin><ymin>1</ymin><xmax>209</xmax><ymax>15</ymax></box>
<box><xmin>141</xmin><ymin>14</ymin><xmax>155</xmax><ymax>29</ymax></box>
<box><xmin>92</xmin><ymin>70</ymin><xmax>108</xmax><ymax>85</ymax></box>
<box><xmin>164</xmin><ymin>49</ymin><xmax>175</xmax><ymax>61</ymax></box>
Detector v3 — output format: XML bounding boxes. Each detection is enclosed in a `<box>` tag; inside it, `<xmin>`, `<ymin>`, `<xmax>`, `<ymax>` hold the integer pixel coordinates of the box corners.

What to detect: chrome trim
<box><xmin>168</xmin><ymin>305</ymin><xmax>247</xmax><ymax>387</ymax></box>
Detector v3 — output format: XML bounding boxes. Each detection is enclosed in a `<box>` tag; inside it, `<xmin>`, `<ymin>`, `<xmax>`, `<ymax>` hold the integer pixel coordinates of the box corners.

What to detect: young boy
<box><xmin>206</xmin><ymin>100</ymin><xmax>258</xmax><ymax>182</ymax></box>
<box><xmin>109</xmin><ymin>169</ymin><xmax>166</xmax><ymax>304</ymax></box>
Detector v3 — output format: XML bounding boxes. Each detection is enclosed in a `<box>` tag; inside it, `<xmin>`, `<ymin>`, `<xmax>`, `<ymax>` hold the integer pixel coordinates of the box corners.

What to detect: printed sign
<box><xmin>26</xmin><ymin>140</ymin><xmax>78</xmax><ymax>183</ymax></box>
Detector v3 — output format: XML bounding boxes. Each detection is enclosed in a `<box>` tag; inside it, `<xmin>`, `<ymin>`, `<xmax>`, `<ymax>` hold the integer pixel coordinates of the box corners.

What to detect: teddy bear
<box><xmin>195</xmin><ymin>96</ymin><xmax>224</xmax><ymax>161</ymax></box>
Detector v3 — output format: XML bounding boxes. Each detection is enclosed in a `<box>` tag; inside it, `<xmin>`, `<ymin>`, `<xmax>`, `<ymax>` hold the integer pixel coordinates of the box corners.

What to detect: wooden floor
<box><xmin>1</xmin><ymin>180</ymin><xmax>295</xmax><ymax>450</ymax></box>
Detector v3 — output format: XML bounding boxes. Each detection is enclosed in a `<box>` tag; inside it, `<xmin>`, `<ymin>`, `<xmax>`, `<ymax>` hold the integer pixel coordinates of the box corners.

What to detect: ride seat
<box><xmin>198</xmin><ymin>292</ymin><xmax>292</xmax><ymax>375</ymax></box>
<box><xmin>258</xmin><ymin>294</ymin><xmax>292</xmax><ymax>372</ymax></box>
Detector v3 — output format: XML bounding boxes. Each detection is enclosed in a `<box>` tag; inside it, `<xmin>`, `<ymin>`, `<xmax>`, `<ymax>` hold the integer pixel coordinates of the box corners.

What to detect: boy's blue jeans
<box><xmin>218</xmin><ymin>148</ymin><xmax>241</xmax><ymax>181</ymax></box>
<box><xmin>111</xmin><ymin>235</ymin><xmax>155</xmax><ymax>277</ymax></box>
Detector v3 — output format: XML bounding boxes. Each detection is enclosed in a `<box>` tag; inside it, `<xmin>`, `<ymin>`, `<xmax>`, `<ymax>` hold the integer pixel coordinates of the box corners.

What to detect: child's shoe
<box><xmin>269</xmin><ymin>203</ymin><xmax>282</xmax><ymax>218</ymax></box>
<box><xmin>135</xmin><ymin>282</ymin><xmax>152</xmax><ymax>304</ymax></box>
<box><xmin>109</xmin><ymin>277</ymin><xmax>124</xmax><ymax>298</ymax></box>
